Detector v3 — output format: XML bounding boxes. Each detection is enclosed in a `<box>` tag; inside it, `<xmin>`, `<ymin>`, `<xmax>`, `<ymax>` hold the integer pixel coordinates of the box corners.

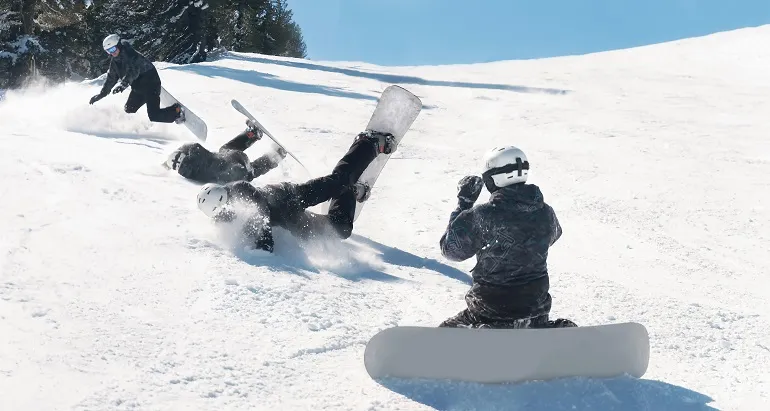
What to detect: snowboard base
<box><xmin>230</xmin><ymin>99</ymin><xmax>310</xmax><ymax>177</ymax></box>
<box><xmin>364</xmin><ymin>322</ymin><xmax>650</xmax><ymax>384</ymax></box>
<box><xmin>321</xmin><ymin>85</ymin><xmax>422</xmax><ymax>221</ymax></box>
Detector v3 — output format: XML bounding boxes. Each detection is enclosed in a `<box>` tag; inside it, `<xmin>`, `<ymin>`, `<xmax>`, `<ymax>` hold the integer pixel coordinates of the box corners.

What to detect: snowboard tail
<box><xmin>160</xmin><ymin>86</ymin><xmax>207</xmax><ymax>141</ymax></box>
<box><xmin>230</xmin><ymin>99</ymin><xmax>310</xmax><ymax>177</ymax></box>
<box><xmin>364</xmin><ymin>322</ymin><xmax>650</xmax><ymax>384</ymax></box>
<box><xmin>320</xmin><ymin>85</ymin><xmax>422</xmax><ymax>221</ymax></box>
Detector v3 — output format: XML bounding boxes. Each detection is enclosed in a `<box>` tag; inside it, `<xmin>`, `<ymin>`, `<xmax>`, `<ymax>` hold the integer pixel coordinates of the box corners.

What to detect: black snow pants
<box><xmin>228</xmin><ymin>136</ymin><xmax>378</xmax><ymax>244</ymax></box>
<box><xmin>124</xmin><ymin>68</ymin><xmax>179</xmax><ymax>123</ymax></box>
<box><xmin>439</xmin><ymin>277</ymin><xmax>573</xmax><ymax>329</ymax></box>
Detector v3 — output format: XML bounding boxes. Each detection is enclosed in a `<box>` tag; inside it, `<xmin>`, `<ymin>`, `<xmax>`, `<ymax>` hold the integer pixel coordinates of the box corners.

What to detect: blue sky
<box><xmin>287</xmin><ymin>0</ymin><xmax>770</xmax><ymax>66</ymax></box>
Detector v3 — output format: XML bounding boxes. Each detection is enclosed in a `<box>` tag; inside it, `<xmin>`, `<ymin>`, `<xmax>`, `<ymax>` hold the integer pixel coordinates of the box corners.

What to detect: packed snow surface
<box><xmin>2</xmin><ymin>26</ymin><xmax>769</xmax><ymax>410</ymax></box>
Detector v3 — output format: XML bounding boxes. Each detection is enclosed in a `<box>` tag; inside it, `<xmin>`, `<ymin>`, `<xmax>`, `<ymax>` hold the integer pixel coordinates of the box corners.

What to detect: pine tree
<box><xmin>1</xmin><ymin>0</ymin><xmax>308</xmax><ymax>89</ymax></box>
<box><xmin>254</xmin><ymin>0</ymin><xmax>305</xmax><ymax>58</ymax></box>
<box><xmin>0</xmin><ymin>0</ymin><xmax>44</xmax><ymax>88</ymax></box>
<box><xmin>144</xmin><ymin>0</ymin><xmax>210</xmax><ymax>64</ymax></box>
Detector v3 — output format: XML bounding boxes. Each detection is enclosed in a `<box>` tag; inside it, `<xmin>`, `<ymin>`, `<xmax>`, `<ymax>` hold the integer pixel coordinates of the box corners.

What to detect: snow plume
<box><xmin>205</xmin><ymin>201</ymin><xmax>387</xmax><ymax>279</ymax></box>
<box><xmin>0</xmin><ymin>78</ymin><xmax>188</xmax><ymax>143</ymax></box>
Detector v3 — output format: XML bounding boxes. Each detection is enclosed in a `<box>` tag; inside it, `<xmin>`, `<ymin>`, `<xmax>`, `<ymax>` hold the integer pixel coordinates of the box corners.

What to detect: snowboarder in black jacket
<box><xmin>439</xmin><ymin>146</ymin><xmax>576</xmax><ymax>329</ymax></box>
<box><xmin>165</xmin><ymin>120</ymin><xmax>287</xmax><ymax>184</ymax></box>
<box><xmin>89</xmin><ymin>34</ymin><xmax>183</xmax><ymax>124</ymax></box>
<box><xmin>195</xmin><ymin>130</ymin><xmax>397</xmax><ymax>252</ymax></box>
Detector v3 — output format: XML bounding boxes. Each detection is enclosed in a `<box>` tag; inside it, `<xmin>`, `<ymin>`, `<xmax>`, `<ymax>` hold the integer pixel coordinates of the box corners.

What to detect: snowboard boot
<box><xmin>547</xmin><ymin>318</ymin><xmax>578</xmax><ymax>328</ymax></box>
<box><xmin>172</xmin><ymin>103</ymin><xmax>186</xmax><ymax>124</ymax></box>
<box><xmin>355</xmin><ymin>130</ymin><xmax>397</xmax><ymax>155</ymax></box>
<box><xmin>244</xmin><ymin>119</ymin><xmax>264</xmax><ymax>140</ymax></box>
<box><xmin>353</xmin><ymin>181</ymin><xmax>371</xmax><ymax>203</ymax></box>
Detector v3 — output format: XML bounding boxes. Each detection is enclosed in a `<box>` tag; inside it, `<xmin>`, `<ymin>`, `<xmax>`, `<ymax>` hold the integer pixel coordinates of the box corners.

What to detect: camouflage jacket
<box><xmin>99</xmin><ymin>41</ymin><xmax>156</xmax><ymax>96</ymax></box>
<box><xmin>439</xmin><ymin>183</ymin><xmax>562</xmax><ymax>288</ymax></box>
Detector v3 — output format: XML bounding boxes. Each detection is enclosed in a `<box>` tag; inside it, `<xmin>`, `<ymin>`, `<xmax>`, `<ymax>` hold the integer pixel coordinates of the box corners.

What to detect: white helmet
<box><xmin>197</xmin><ymin>183</ymin><xmax>229</xmax><ymax>218</ymax></box>
<box><xmin>102</xmin><ymin>34</ymin><xmax>121</xmax><ymax>53</ymax></box>
<box><xmin>481</xmin><ymin>146</ymin><xmax>529</xmax><ymax>191</ymax></box>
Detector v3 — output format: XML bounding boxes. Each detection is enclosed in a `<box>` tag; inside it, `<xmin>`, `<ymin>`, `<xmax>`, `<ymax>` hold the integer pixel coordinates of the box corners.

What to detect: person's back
<box><xmin>462</xmin><ymin>182</ymin><xmax>560</xmax><ymax>287</ymax></box>
<box><xmin>438</xmin><ymin>146</ymin><xmax>574</xmax><ymax>329</ymax></box>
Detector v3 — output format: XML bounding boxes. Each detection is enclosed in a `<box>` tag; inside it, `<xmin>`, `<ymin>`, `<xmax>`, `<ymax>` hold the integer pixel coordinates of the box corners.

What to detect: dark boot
<box><xmin>546</xmin><ymin>318</ymin><xmax>578</xmax><ymax>328</ymax></box>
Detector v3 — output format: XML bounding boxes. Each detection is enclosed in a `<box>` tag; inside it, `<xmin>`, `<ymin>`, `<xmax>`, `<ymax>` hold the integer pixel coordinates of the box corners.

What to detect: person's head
<box><xmin>197</xmin><ymin>183</ymin><xmax>229</xmax><ymax>218</ymax></box>
<box><xmin>102</xmin><ymin>34</ymin><xmax>121</xmax><ymax>57</ymax></box>
<box><xmin>481</xmin><ymin>146</ymin><xmax>529</xmax><ymax>192</ymax></box>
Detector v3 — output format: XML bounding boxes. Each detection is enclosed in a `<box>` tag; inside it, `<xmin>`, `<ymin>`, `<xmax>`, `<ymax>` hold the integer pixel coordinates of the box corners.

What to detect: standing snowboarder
<box><xmin>89</xmin><ymin>34</ymin><xmax>184</xmax><ymax>124</ymax></box>
<box><xmin>195</xmin><ymin>130</ymin><xmax>397</xmax><ymax>252</ymax></box>
<box><xmin>166</xmin><ymin>119</ymin><xmax>287</xmax><ymax>184</ymax></box>
<box><xmin>439</xmin><ymin>146</ymin><xmax>576</xmax><ymax>329</ymax></box>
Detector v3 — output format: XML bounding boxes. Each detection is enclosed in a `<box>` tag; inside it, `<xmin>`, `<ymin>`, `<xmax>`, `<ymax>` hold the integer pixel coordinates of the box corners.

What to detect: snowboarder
<box><xmin>88</xmin><ymin>34</ymin><xmax>184</xmax><ymax>124</ymax></box>
<box><xmin>195</xmin><ymin>130</ymin><xmax>397</xmax><ymax>252</ymax></box>
<box><xmin>165</xmin><ymin>120</ymin><xmax>287</xmax><ymax>184</ymax></box>
<box><xmin>438</xmin><ymin>146</ymin><xmax>577</xmax><ymax>329</ymax></box>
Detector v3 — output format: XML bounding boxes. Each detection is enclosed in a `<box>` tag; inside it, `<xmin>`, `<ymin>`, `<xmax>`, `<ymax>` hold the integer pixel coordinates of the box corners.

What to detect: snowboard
<box><xmin>160</xmin><ymin>86</ymin><xmax>208</xmax><ymax>141</ymax></box>
<box><xmin>230</xmin><ymin>99</ymin><xmax>311</xmax><ymax>177</ymax></box>
<box><xmin>364</xmin><ymin>322</ymin><xmax>650</xmax><ymax>384</ymax></box>
<box><xmin>323</xmin><ymin>85</ymin><xmax>423</xmax><ymax>221</ymax></box>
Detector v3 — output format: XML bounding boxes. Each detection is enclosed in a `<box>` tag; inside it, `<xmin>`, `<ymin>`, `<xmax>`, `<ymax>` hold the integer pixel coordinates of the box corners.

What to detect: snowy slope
<box><xmin>2</xmin><ymin>25</ymin><xmax>770</xmax><ymax>410</ymax></box>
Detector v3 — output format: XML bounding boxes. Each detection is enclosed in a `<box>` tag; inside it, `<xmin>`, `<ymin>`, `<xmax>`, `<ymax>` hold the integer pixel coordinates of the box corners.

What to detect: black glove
<box><xmin>112</xmin><ymin>82</ymin><xmax>128</xmax><ymax>94</ymax></box>
<box><xmin>89</xmin><ymin>94</ymin><xmax>104</xmax><ymax>105</ymax></box>
<box><xmin>276</xmin><ymin>146</ymin><xmax>287</xmax><ymax>159</ymax></box>
<box><xmin>457</xmin><ymin>175</ymin><xmax>483</xmax><ymax>209</ymax></box>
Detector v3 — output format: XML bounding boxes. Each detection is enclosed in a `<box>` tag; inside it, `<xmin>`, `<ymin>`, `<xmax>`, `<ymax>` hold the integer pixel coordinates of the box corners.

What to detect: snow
<box><xmin>1</xmin><ymin>25</ymin><xmax>769</xmax><ymax>410</ymax></box>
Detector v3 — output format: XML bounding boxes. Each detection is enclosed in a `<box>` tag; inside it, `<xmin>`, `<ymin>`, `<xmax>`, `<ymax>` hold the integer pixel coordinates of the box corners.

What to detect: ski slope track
<box><xmin>1</xmin><ymin>26</ymin><xmax>769</xmax><ymax>410</ymax></box>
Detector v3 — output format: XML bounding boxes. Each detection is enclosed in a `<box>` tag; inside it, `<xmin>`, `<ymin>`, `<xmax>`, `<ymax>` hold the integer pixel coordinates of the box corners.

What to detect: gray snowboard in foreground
<box><xmin>364</xmin><ymin>322</ymin><xmax>650</xmax><ymax>384</ymax></box>
<box><xmin>322</xmin><ymin>85</ymin><xmax>422</xmax><ymax>221</ymax></box>
<box><xmin>160</xmin><ymin>86</ymin><xmax>208</xmax><ymax>141</ymax></box>
<box><xmin>230</xmin><ymin>99</ymin><xmax>310</xmax><ymax>176</ymax></box>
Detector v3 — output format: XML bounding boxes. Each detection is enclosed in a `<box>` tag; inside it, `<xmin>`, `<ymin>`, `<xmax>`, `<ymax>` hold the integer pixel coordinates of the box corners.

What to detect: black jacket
<box><xmin>98</xmin><ymin>41</ymin><xmax>156</xmax><ymax>97</ymax></box>
<box><xmin>173</xmin><ymin>143</ymin><xmax>279</xmax><ymax>185</ymax></box>
<box><xmin>440</xmin><ymin>183</ymin><xmax>562</xmax><ymax>286</ymax></box>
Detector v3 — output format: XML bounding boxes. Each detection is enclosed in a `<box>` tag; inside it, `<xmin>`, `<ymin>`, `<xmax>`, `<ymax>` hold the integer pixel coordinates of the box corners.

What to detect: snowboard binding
<box><xmin>356</xmin><ymin>130</ymin><xmax>397</xmax><ymax>155</ymax></box>
<box><xmin>354</xmin><ymin>181</ymin><xmax>372</xmax><ymax>203</ymax></box>
<box><xmin>245</xmin><ymin>120</ymin><xmax>264</xmax><ymax>140</ymax></box>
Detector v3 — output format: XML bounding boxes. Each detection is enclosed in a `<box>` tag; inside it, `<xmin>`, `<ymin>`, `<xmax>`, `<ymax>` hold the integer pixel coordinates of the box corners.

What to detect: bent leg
<box><xmin>326</xmin><ymin>189</ymin><xmax>356</xmax><ymax>239</ymax></box>
<box><xmin>330</xmin><ymin>136</ymin><xmax>378</xmax><ymax>185</ymax></box>
<box><xmin>220</xmin><ymin>129</ymin><xmax>261</xmax><ymax>152</ymax></box>
<box><xmin>124</xmin><ymin>89</ymin><xmax>145</xmax><ymax>113</ymax></box>
<box><xmin>439</xmin><ymin>309</ymin><xmax>480</xmax><ymax>328</ymax></box>
<box><xmin>146</xmin><ymin>92</ymin><xmax>180</xmax><ymax>123</ymax></box>
<box><xmin>143</xmin><ymin>71</ymin><xmax>180</xmax><ymax>123</ymax></box>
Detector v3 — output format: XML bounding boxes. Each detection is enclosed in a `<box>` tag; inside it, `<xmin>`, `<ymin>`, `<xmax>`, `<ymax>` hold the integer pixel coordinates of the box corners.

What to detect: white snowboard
<box><xmin>230</xmin><ymin>99</ymin><xmax>311</xmax><ymax>177</ymax></box>
<box><xmin>364</xmin><ymin>322</ymin><xmax>650</xmax><ymax>384</ymax></box>
<box><xmin>160</xmin><ymin>86</ymin><xmax>208</xmax><ymax>141</ymax></box>
<box><xmin>322</xmin><ymin>85</ymin><xmax>422</xmax><ymax>221</ymax></box>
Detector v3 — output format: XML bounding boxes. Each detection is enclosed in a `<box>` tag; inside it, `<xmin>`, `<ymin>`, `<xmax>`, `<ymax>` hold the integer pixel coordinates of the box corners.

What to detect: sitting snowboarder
<box><xmin>89</xmin><ymin>34</ymin><xmax>184</xmax><ymax>124</ymax></box>
<box><xmin>195</xmin><ymin>130</ymin><xmax>397</xmax><ymax>252</ymax></box>
<box><xmin>439</xmin><ymin>146</ymin><xmax>576</xmax><ymax>329</ymax></box>
<box><xmin>165</xmin><ymin>120</ymin><xmax>286</xmax><ymax>184</ymax></box>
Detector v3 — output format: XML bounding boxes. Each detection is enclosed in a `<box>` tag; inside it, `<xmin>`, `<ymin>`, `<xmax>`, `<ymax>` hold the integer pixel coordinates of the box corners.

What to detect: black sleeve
<box><xmin>249</xmin><ymin>154</ymin><xmax>279</xmax><ymax>179</ymax></box>
<box><xmin>439</xmin><ymin>206</ymin><xmax>484</xmax><ymax>262</ymax></box>
<box><xmin>98</xmin><ymin>59</ymin><xmax>119</xmax><ymax>96</ymax></box>
<box><xmin>549</xmin><ymin>205</ymin><xmax>562</xmax><ymax>246</ymax></box>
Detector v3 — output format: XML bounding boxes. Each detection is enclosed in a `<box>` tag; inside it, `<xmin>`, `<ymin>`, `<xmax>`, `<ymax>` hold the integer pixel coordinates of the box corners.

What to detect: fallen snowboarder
<box><xmin>195</xmin><ymin>130</ymin><xmax>397</xmax><ymax>253</ymax></box>
<box><xmin>438</xmin><ymin>146</ymin><xmax>577</xmax><ymax>329</ymax></box>
<box><xmin>165</xmin><ymin>119</ymin><xmax>286</xmax><ymax>184</ymax></box>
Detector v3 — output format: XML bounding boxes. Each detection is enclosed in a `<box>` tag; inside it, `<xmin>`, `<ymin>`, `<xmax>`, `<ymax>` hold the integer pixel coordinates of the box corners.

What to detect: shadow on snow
<box><xmin>377</xmin><ymin>375</ymin><xmax>716</xmax><ymax>411</ymax></box>
<box><xmin>224</xmin><ymin>53</ymin><xmax>571</xmax><ymax>96</ymax></box>
<box><xmin>166</xmin><ymin>64</ymin><xmax>379</xmax><ymax>102</ymax></box>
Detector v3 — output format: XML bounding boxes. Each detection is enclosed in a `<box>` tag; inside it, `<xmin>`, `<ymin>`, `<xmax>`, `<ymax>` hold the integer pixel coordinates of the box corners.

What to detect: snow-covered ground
<box><xmin>2</xmin><ymin>25</ymin><xmax>769</xmax><ymax>411</ymax></box>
